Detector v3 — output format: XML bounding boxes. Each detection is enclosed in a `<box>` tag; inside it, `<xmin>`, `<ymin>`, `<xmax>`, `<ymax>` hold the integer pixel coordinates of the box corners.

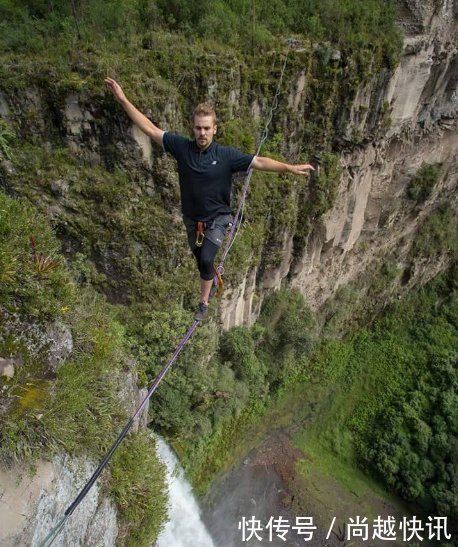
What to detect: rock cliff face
<box><xmin>0</xmin><ymin>359</ymin><xmax>148</xmax><ymax>547</ymax></box>
<box><xmin>221</xmin><ymin>0</ymin><xmax>458</xmax><ymax>328</ymax></box>
<box><xmin>0</xmin><ymin>455</ymin><xmax>118</xmax><ymax>547</ymax></box>
<box><xmin>1</xmin><ymin>3</ymin><xmax>455</xmax><ymax>332</ymax></box>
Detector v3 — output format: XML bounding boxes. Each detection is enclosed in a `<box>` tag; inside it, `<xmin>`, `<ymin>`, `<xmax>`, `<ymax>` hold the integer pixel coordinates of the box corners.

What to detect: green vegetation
<box><xmin>0</xmin><ymin>184</ymin><xmax>322</xmax><ymax>524</ymax></box>
<box><xmin>366</xmin><ymin>353</ymin><xmax>458</xmax><ymax>517</ymax></box>
<box><xmin>1</xmin><ymin>138</ymin><xmax>340</xmax><ymax>306</ymax></box>
<box><xmin>293</xmin><ymin>152</ymin><xmax>342</xmax><ymax>258</ymax></box>
<box><xmin>412</xmin><ymin>206</ymin><xmax>458</xmax><ymax>260</ymax></box>
<box><xmin>122</xmin><ymin>304</ymin><xmax>222</xmax><ymax>439</ymax></box>
<box><xmin>0</xmin><ymin>0</ymin><xmax>401</xmax><ymax>70</ymax></box>
<box><xmin>110</xmin><ymin>432</ymin><xmax>168</xmax><ymax>547</ymax></box>
<box><xmin>294</xmin><ymin>264</ymin><xmax>458</xmax><ymax>520</ymax></box>
<box><xmin>42</xmin><ymin>291</ymin><xmax>127</xmax><ymax>456</ymax></box>
<box><xmin>407</xmin><ymin>162</ymin><xmax>442</xmax><ymax>202</ymax></box>
<box><xmin>178</xmin><ymin>259</ymin><xmax>458</xmax><ymax>519</ymax></box>
<box><xmin>2</xmin><ymin>0</ymin><xmax>455</xmax><ymax>535</ymax></box>
<box><xmin>0</xmin><ymin>0</ymin><xmax>429</xmax><ymax>539</ymax></box>
<box><xmin>181</xmin><ymin>289</ymin><xmax>317</xmax><ymax>491</ymax></box>
<box><xmin>0</xmin><ymin>289</ymin><xmax>127</xmax><ymax>463</ymax></box>
<box><xmin>0</xmin><ymin>0</ymin><xmax>401</xmax><ymax>160</ymax></box>
<box><xmin>319</xmin><ymin>202</ymin><xmax>458</xmax><ymax>339</ymax></box>
<box><xmin>0</xmin><ymin>0</ymin><xmax>402</xmax><ymax>315</ymax></box>
<box><xmin>0</xmin><ymin>191</ymin><xmax>167</xmax><ymax>545</ymax></box>
<box><xmin>108</xmin><ymin>288</ymin><xmax>316</xmax><ymax>493</ymax></box>
<box><xmin>0</xmin><ymin>184</ymin><xmax>318</xmax><ymax>534</ymax></box>
<box><xmin>318</xmin><ymin>252</ymin><xmax>403</xmax><ymax>339</ymax></box>
<box><xmin>0</xmin><ymin>191</ymin><xmax>76</xmax><ymax>319</ymax></box>
<box><xmin>358</xmin><ymin>267</ymin><xmax>458</xmax><ymax>518</ymax></box>
<box><xmin>3</xmin><ymin>143</ymin><xmax>199</xmax><ymax>307</ymax></box>
<box><xmin>0</xmin><ymin>118</ymin><xmax>16</xmax><ymax>159</ymax></box>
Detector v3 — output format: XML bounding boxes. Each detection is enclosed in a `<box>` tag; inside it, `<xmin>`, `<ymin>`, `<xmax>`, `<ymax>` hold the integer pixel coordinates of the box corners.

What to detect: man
<box><xmin>105</xmin><ymin>77</ymin><xmax>314</xmax><ymax>320</ymax></box>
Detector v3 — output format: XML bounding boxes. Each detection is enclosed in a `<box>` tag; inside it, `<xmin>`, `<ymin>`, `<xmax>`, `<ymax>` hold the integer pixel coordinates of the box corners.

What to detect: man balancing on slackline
<box><xmin>105</xmin><ymin>77</ymin><xmax>314</xmax><ymax>321</ymax></box>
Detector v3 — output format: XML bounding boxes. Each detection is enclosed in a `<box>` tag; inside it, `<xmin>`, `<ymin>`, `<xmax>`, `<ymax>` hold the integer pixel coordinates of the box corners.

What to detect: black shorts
<box><xmin>183</xmin><ymin>213</ymin><xmax>233</xmax><ymax>251</ymax></box>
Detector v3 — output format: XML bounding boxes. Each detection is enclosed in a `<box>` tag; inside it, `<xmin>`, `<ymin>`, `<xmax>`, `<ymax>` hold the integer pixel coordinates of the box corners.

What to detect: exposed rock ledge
<box><xmin>0</xmin><ymin>454</ymin><xmax>117</xmax><ymax>547</ymax></box>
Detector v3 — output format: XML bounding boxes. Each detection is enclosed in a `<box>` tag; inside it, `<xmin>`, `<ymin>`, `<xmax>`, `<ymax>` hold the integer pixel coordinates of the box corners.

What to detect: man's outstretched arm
<box><xmin>105</xmin><ymin>78</ymin><xmax>164</xmax><ymax>146</ymax></box>
<box><xmin>251</xmin><ymin>156</ymin><xmax>315</xmax><ymax>175</ymax></box>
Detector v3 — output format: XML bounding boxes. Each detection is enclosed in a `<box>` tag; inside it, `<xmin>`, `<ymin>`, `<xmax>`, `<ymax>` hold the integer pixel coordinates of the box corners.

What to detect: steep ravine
<box><xmin>0</xmin><ymin>1</ymin><xmax>457</xmax><ymax>545</ymax></box>
<box><xmin>0</xmin><ymin>3</ymin><xmax>456</xmax><ymax>329</ymax></box>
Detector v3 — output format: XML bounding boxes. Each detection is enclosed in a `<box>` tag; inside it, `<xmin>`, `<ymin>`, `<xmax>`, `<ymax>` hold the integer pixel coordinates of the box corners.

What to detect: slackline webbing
<box><xmin>37</xmin><ymin>41</ymin><xmax>292</xmax><ymax>547</ymax></box>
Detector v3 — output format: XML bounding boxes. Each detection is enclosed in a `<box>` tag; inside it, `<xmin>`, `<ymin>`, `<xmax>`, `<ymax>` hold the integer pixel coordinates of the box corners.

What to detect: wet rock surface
<box><xmin>202</xmin><ymin>429</ymin><xmax>410</xmax><ymax>547</ymax></box>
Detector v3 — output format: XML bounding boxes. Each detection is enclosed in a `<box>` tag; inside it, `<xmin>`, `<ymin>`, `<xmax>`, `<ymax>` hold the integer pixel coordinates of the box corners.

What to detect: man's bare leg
<box><xmin>200</xmin><ymin>278</ymin><xmax>213</xmax><ymax>305</ymax></box>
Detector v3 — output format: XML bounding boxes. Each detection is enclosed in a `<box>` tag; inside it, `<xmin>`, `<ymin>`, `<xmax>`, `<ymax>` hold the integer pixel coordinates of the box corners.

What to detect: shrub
<box><xmin>407</xmin><ymin>163</ymin><xmax>442</xmax><ymax>202</ymax></box>
<box><xmin>412</xmin><ymin>207</ymin><xmax>458</xmax><ymax>259</ymax></box>
<box><xmin>0</xmin><ymin>118</ymin><xmax>16</xmax><ymax>159</ymax></box>
<box><xmin>366</xmin><ymin>354</ymin><xmax>458</xmax><ymax>517</ymax></box>
<box><xmin>0</xmin><ymin>0</ymin><xmax>401</xmax><ymax>70</ymax></box>
<box><xmin>220</xmin><ymin>325</ymin><xmax>268</xmax><ymax>390</ymax></box>
<box><xmin>197</xmin><ymin>1</ymin><xmax>240</xmax><ymax>46</ymax></box>
<box><xmin>110</xmin><ymin>432</ymin><xmax>168</xmax><ymax>547</ymax></box>
<box><xmin>0</xmin><ymin>190</ymin><xmax>76</xmax><ymax>320</ymax></box>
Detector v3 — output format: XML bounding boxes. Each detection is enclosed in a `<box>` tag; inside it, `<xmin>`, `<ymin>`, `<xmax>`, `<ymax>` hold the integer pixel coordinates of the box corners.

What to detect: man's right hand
<box><xmin>104</xmin><ymin>77</ymin><xmax>164</xmax><ymax>146</ymax></box>
<box><xmin>105</xmin><ymin>77</ymin><xmax>127</xmax><ymax>104</ymax></box>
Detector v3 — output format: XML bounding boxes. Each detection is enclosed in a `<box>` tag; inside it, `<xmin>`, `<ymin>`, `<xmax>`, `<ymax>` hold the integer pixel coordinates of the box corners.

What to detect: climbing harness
<box><xmin>38</xmin><ymin>39</ymin><xmax>295</xmax><ymax>547</ymax></box>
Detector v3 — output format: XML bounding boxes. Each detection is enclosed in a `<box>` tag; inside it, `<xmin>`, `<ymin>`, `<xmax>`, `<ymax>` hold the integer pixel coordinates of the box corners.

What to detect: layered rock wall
<box><xmin>0</xmin><ymin>456</ymin><xmax>118</xmax><ymax>547</ymax></box>
<box><xmin>221</xmin><ymin>0</ymin><xmax>458</xmax><ymax>328</ymax></box>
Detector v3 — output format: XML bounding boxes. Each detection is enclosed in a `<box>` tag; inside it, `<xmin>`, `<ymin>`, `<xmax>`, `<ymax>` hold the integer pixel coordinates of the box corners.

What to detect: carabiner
<box><xmin>195</xmin><ymin>221</ymin><xmax>205</xmax><ymax>247</ymax></box>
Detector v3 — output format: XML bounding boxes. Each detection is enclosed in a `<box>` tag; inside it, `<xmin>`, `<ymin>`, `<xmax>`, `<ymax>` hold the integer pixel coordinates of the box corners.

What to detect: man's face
<box><xmin>193</xmin><ymin>114</ymin><xmax>217</xmax><ymax>150</ymax></box>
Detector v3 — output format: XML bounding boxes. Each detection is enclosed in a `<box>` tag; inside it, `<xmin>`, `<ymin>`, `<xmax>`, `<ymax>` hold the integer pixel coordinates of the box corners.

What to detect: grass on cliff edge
<box><xmin>0</xmin><ymin>0</ymin><xmax>401</xmax><ymax>71</ymax></box>
<box><xmin>0</xmin><ymin>190</ymin><xmax>167</xmax><ymax>547</ymax></box>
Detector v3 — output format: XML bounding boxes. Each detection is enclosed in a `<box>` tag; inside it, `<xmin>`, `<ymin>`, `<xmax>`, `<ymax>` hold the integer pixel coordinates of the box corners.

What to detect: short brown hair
<box><xmin>193</xmin><ymin>102</ymin><xmax>217</xmax><ymax>124</ymax></box>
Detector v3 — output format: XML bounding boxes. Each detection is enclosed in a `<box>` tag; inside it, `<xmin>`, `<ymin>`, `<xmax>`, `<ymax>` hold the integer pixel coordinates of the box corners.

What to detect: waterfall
<box><xmin>154</xmin><ymin>436</ymin><xmax>215</xmax><ymax>547</ymax></box>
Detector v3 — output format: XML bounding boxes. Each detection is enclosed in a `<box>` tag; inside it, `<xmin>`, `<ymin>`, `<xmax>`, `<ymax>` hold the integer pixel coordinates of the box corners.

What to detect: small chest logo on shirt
<box><xmin>211</xmin><ymin>160</ymin><xmax>217</xmax><ymax>165</ymax></box>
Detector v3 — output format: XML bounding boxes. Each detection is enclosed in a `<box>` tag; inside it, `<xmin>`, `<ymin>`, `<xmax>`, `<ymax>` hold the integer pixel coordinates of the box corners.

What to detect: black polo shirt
<box><xmin>162</xmin><ymin>132</ymin><xmax>255</xmax><ymax>221</ymax></box>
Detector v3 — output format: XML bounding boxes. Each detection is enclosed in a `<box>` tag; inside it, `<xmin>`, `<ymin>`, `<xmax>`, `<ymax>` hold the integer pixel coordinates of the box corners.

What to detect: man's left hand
<box><xmin>251</xmin><ymin>156</ymin><xmax>317</xmax><ymax>175</ymax></box>
<box><xmin>288</xmin><ymin>164</ymin><xmax>316</xmax><ymax>175</ymax></box>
